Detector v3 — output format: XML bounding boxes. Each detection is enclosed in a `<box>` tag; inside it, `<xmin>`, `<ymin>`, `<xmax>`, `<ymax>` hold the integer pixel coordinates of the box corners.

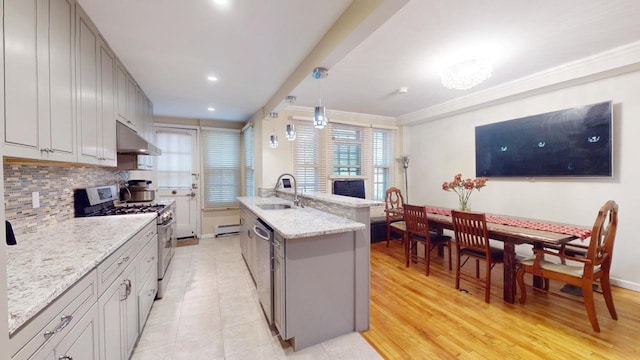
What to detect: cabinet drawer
<box><xmin>137</xmin><ymin>234</ymin><xmax>158</xmax><ymax>285</ymax></box>
<box><xmin>97</xmin><ymin>238</ymin><xmax>136</xmax><ymax>296</ymax></box>
<box><xmin>10</xmin><ymin>270</ymin><xmax>98</xmax><ymax>360</ymax></box>
<box><xmin>138</xmin><ymin>266</ymin><xmax>158</xmax><ymax>329</ymax></box>
<box><xmin>135</xmin><ymin>221</ymin><xmax>157</xmax><ymax>251</ymax></box>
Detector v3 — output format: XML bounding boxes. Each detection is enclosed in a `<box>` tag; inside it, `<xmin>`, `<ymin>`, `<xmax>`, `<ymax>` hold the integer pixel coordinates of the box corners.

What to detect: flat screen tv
<box><xmin>475</xmin><ymin>101</ymin><xmax>612</xmax><ymax>177</ymax></box>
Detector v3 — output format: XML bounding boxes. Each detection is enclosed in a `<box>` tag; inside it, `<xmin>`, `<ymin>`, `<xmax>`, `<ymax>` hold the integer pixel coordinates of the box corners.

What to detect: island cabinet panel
<box><xmin>282</xmin><ymin>231</ymin><xmax>357</xmax><ymax>350</ymax></box>
<box><xmin>4</xmin><ymin>0</ymin><xmax>77</xmax><ymax>162</ymax></box>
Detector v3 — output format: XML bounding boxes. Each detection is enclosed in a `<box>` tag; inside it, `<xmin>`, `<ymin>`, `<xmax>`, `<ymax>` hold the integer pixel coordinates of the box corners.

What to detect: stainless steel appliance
<box><xmin>121</xmin><ymin>180</ymin><xmax>155</xmax><ymax>202</ymax></box>
<box><xmin>74</xmin><ymin>185</ymin><xmax>177</xmax><ymax>299</ymax></box>
<box><xmin>253</xmin><ymin>218</ymin><xmax>274</xmax><ymax>325</ymax></box>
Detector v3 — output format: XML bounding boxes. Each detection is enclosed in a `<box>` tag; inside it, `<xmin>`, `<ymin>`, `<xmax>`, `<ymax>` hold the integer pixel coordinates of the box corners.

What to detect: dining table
<box><xmin>386</xmin><ymin>206</ymin><xmax>592</xmax><ymax>304</ymax></box>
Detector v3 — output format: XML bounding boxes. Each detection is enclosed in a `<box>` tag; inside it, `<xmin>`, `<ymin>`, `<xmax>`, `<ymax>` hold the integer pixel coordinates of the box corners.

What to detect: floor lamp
<box><xmin>400</xmin><ymin>155</ymin><xmax>410</xmax><ymax>203</ymax></box>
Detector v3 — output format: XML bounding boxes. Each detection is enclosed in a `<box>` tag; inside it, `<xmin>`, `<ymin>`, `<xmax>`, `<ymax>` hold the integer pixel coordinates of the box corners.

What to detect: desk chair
<box><xmin>451</xmin><ymin>210</ymin><xmax>504</xmax><ymax>303</ymax></box>
<box><xmin>403</xmin><ymin>204</ymin><xmax>452</xmax><ymax>276</ymax></box>
<box><xmin>385</xmin><ymin>187</ymin><xmax>406</xmax><ymax>247</ymax></box>
<box><xmin>516</xmin><ymin>200</ymin><xmax>618</xmax><ymax>332</ymax></box>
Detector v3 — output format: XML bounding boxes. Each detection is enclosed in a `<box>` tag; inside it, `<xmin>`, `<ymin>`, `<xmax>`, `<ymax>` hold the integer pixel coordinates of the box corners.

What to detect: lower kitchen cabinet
<box><xmin>98</xmin><ymin>260</ymin><xmax>138</xmax><ymax>360</ymax></box>
<box><xmin>30</xmin><ymin>303</ymin><xmax>100</xmax><ymax>360</ymax></box>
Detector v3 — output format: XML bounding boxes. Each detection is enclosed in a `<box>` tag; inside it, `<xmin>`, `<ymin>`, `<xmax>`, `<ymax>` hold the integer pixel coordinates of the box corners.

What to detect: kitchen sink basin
<box><xmin>257</xmin><ymin>204</ymin><xmax>292</xmax><ymax>210</ymax></box>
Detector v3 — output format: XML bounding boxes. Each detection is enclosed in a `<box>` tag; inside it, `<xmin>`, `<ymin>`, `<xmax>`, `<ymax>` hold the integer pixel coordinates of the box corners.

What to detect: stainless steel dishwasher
<box><xmin>253</xmin><ymin>218</ymin><xmax>274</xmax><ymax>325</ymax></box>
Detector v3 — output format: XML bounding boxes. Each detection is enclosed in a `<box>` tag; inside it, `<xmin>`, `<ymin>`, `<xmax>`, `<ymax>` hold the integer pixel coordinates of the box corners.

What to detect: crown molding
<box><xmin>398</xmin><ymin>40</ymin><xmax>640</xmax><ymax>126</ymax></box>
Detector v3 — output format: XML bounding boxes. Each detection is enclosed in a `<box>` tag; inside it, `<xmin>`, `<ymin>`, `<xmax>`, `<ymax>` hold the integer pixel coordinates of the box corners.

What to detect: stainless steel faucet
<box><xmin>274</xmin><ymin>173</ymin><xmax>302</xmax><ymax>207</ymax></box>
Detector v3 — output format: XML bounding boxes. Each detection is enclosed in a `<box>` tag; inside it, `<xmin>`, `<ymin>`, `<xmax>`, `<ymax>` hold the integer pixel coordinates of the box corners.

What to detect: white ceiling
<box><xmin>78</xmin><ymin>0</ymin><xmax>640</xmax><ymax>123</ymax></box>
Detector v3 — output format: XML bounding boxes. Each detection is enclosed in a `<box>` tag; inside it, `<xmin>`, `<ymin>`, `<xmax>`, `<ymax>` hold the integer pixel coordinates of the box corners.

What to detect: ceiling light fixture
<box><xmin>440</xmin><ymin>58</ymin><xmax>493</xmax><ymax>90</ymax></box>
<box><xmin>213</xmin><ymin>0</ymin><xmax>228</xmax><ymax>4</ymax></box>
<box><xmin>312</xmin><ymin>67</ymin><xmax>329</xmax><ymax>129</ymax></box>
<box><xmin>207</xmin><ymin>107</ymin><xmax>215</xmax><ymax>111</ymax></box>
<box><xmin>207</xmin><ymin>76</ymin><xmax>218</xmax><ymax>82</ymax></box>
<box><xmin>286</xmin><ymin>123</ymin><xmax>296</xmax><ymax>141</ymax></box>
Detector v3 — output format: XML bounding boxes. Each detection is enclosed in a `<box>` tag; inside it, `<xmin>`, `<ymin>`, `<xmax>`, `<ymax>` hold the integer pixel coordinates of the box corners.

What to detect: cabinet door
<box><xmin>273</xmin><ymin>253</ymin><xmax>285</xmax><ymax>337</ymax></box>
<box><xmin>125</xmin><ymin>77</ymin><xmax>137</xmax><ymax>130</ymax></box>
<box><xmin>54</xmin><ymin>304</ymin><xmax>100</xmax><ymax>360</ymax></box>
<box><xmin>76</xmin><ymin>7</ymin><xmax>100</xmax><ymax>164</ymax></box>
<box><xmin>48</xmin><ymin>0</ymin><xmax>75</xmax><ymax>158</ymax></box>
<box><xmin>4</xmin><ymin>0</ymin><xmax>40</xmax><ymax>150</ymax></box>
<box><xmin>98</xmin><ymin>275</ymin><xmax>125</xmax><ymax>360</ymax></box>
<box><xmin>122</xmin><ymin>263</ymin><xmax>138</xmax><ymax>359</ymax></box>
<box><xmin>115</xmin><ymin>61</ymin><xmax>128</xmax><ymax>122</ymax></box>
<box><xmin>99</xmin><ymin>39</ymin><xmax>117</xmax><ymax>165</ymax></box>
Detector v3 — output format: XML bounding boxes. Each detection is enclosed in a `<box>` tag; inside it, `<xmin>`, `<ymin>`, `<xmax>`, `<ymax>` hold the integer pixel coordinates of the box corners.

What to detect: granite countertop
<box><xmin>237</xmin><ymin>197</ymin><xmax>365</xmax><ymax>238</ymax></box>
<box><xmin>276</xmin><ymin>189</ymin><xmax>384</xmax><ymax>208</ymax></box>
<box><xmin>6</xmin><ymin>214</ymin><xmax>156</xmax><ymax>335</ymax></box>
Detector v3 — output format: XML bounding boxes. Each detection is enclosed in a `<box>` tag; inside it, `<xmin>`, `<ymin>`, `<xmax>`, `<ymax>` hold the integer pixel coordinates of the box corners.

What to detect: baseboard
<box><xmin>611</xmin><ymin>278</ymin><xmax>640</xmax><ymax>292</ymax></box>
<box><xmin>200</xmin><ymin>233</ymin><xmax>215</xmax><ymax>239</ymax></box>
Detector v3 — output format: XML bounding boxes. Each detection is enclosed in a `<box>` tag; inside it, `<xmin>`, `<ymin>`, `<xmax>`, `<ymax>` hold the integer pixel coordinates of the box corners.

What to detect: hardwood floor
<box><xmin>362</xmin><ymin>241</ymin><xmax>640</xmax><ymax>359</ymax></box>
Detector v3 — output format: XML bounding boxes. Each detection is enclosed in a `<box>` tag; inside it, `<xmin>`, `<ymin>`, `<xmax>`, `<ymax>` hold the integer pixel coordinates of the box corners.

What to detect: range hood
<box><xmin>116</xmin><ymin>122</ymin><xmax>161</xmax><ymax>156</ymax></box>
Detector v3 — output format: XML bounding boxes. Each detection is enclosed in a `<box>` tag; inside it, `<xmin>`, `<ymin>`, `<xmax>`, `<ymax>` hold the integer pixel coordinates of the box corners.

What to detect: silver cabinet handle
<box><xmin>148</xmin><ymin>288</ymin><xmax>156</xmax><ymax>297</ymax></box>
<box><xmin>147</xmin><ymin>256</ymin><xmax>155</xmax><ymax>263</ymax></box>
<box><xmin>253</xmin><ymin>225</ymin><xmax>270</xmax><ymax>241</ymax></box>
<box><xmin>123</xmin><ymin>256</ymin><xmax>130</xmax><ymax>262</ymax></box>
<box><xmin>58</xmin><ymin>356</ymin><xmax>72</xmax><ymax>360</ymax></box>
<box><xmin>43</xmin><ymin>315</ymin><xmax>73</xmax><ymax>340</ymax></box>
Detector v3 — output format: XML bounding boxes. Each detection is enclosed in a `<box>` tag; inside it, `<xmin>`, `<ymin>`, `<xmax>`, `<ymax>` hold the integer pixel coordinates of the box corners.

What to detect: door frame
<box><xmin>154</xmin><ymin>123</ymin><xmax>201</xmax><ymax>238</ymax></box>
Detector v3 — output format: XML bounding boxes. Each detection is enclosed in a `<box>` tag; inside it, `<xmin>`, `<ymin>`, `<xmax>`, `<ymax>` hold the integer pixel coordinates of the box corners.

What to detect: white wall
<box><xmin>406</xmin><ymin>70</ymin><xmax>640</xmax><ymax>290</ymax></box>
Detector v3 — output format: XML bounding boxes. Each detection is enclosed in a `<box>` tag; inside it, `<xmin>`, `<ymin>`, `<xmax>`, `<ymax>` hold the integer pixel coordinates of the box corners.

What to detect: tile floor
<box><xmin>132</xmin><ymin>235</ymin><xmax>382</xmax><ymax>360</ymax></box>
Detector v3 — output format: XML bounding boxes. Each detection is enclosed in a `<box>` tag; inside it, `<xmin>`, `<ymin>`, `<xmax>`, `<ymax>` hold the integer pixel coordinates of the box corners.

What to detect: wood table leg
<box><xmin>532</xmin><ymin>243</ymin><xmax>545</xmax><ymax>289</ymax></box>
<box><xmin>503</xmin><ymin>243</ymin><xmax>516</xmax><ymax>304</ymax></box>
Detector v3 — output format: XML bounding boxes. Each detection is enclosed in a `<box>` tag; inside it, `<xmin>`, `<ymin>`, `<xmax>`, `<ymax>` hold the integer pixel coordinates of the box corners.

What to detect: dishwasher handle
<box><xmin>253</xmin><ymin>225</ymin><xmax>271</xmax><ymax>241</ymax></box>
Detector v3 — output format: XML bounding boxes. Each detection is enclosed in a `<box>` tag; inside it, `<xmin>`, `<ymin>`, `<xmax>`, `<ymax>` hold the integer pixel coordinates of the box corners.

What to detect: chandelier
<box><xmin>440</xmin><ymin>58</ymin><xmax>493</xmax><ymax>90</ymax></box>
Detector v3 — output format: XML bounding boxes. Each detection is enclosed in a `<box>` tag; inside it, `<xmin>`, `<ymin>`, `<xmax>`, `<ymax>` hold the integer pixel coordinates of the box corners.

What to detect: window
<box><xmin>201</xmin><ymin>128</ymin><xmax>241</xmax><ymax>208</ymax></box>
<box><xmin>372</xmin><ymin>128</ymin><xmax>395</xmax><ymax>200</ymax></box>
<box><xmin>156</xmin><ymin>130</ymin><xmax>194</xmax><ymax>189</ymax></box>
<box><xmin>243</xmin><ymin>125</ymin><xmax>254</xmax><ymax>196</ymax></box>
<box><xmin>291</xmin><ymin>120</ymin><xmax>326</xmax><ymax>193</ymax></box>
<box><xmin>332</xmin><ymin>125</ymin><xmax>363</xmax><ymax>176</ymax></box>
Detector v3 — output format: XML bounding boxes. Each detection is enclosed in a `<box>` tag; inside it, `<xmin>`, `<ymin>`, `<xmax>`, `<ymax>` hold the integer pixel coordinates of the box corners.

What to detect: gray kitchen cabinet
<box><xmin>3</xmin><ymin>0</ymin><xmax>76</xmax><ymax>162</ymax></box>
<box><xmin>272</xmin><ymin>234</ymin><xmax>285</xmax><ymax>337</ymax></box>
<box><xmin>76</xmin><ymin>5</ymin><xmax>116</xmax><ymax>166</ymax></box>
<box><xmin>115</xmin><ymin>60</ymin><xmax>130</xmax><ymax>126</ymax></box>
<box><xmin>29</xmin><ymin>303</ymin><xmax>100</xmax><ymax>360</ymax></box>
<box><xmin>126</xmin><ymin>77</ymin><xmax>138</xmax><ymax>131</ymax></box>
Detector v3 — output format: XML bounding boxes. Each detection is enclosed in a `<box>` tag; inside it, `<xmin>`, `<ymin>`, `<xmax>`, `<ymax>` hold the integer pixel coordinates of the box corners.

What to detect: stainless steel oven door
<box><xmin>158</xmin><ymin>217</ymin><xmax>176</xmax><ymax>280</ymax></box>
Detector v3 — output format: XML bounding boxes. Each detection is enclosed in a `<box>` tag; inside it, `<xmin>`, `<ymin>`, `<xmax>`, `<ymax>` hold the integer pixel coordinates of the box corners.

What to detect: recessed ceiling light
<box><xmin>207</xmin><ymin>107</ymin><xmax>215</xmax><ymax>111</ymax></box>
<box><xmin>213</xmin><ymin>0</ymin><xmax>228</xmax><ymax>4</ymax></box>
<box><xmin>207</xmin><ymin>76</ymin><xmax>218</xmax><ymax>82</ymax></box>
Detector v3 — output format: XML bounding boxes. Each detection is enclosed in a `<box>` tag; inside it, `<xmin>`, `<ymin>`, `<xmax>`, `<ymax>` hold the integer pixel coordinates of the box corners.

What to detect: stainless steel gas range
<box><xmin>74</xmin><ymin>184</ymin><xmax>177</xmax><ymax>298</ymax></box>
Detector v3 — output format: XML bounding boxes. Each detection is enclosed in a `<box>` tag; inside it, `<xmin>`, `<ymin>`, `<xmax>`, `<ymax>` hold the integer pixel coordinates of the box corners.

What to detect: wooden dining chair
<box><xmin>451</xmin><ymin>210</ymin><xmax>504</xmax><ymax>303</ymax></box>
<box><xmin>516</xmin><ymin>200</ymin><xmax>618</xmax><ymax>332</ymax></box>
<box><xmin>403</xmin><ymin>204</ymin><xmax>452</xmax><ymax>276</ymax></box>
<box><xmin>385</xmin><ymin>187</ymin><xmax>406</xmax><ymax>247</ymax></box>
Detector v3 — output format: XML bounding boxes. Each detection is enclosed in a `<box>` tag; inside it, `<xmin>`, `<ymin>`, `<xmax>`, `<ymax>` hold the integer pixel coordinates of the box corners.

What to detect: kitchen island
<box><xmin>6</xmin><ymin>214</ymin><xmax>157</xmax><ymax>359</ymax></box>
<box><xmin>237</xmin><ymin>196</ymin><xmax>370</xmax><ymax>351</ymax></box>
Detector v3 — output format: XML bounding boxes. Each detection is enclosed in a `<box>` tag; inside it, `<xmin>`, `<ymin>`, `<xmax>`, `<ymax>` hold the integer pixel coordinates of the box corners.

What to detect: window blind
<box><xmin>156</xmin><ymin>129</ymin><xmax>193</xmax><ymax>189</ymax></box>
<box><xmin>372</xmin><ymin>128</ymin><xmax>395</xmax><ymax>200</ymax></box>
<box><xmin>291</xmin><ymin>120</ymin><xmax>326</xmax><ymax>193</ymax></box>
<box><xmin>243</xmin><ymin>125</ymin><xmax>254</xmax><ymax>196</ymax></box>
<box><xmin>201</xmin><ymin>128</ymin><xmax>241</xmax><ymax>208</ymax></box>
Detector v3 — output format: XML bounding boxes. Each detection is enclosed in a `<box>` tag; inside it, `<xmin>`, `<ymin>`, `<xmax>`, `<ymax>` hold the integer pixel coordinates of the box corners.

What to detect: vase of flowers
<box><xmin>442</xmin><ymin>174</ymin><xmax>488</xmax><ymax>211</ymax></box>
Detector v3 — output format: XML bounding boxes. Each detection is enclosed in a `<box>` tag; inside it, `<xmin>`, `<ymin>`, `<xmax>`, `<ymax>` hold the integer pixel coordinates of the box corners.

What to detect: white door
<box><xmin>155</xmin><ymin>127</ymin><xmax>200</xmax><ymax>238</ymax></box>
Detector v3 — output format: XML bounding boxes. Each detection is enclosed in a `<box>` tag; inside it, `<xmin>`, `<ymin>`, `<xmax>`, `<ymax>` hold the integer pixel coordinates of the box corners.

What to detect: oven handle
<box><xmin>160</xmin><ymin>217</ymin><xmax>175</xmax><ymax>229</ymax></box>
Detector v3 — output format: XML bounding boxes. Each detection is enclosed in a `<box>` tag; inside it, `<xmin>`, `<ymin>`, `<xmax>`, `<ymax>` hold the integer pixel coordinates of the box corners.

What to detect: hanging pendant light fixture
<box><xmin>285</xmin><ymin>123</ymin><xmax>296</xmax><ymax>141</ymax></box>
<box><xmin>269</xmin><ymin>112</ymin><xmax>279</xmax><ymax>148</ymax></box>
<box><xmin>312</xmin><ymin>67</ymin><xmax>328</xmax><ymax>129</ymax></box>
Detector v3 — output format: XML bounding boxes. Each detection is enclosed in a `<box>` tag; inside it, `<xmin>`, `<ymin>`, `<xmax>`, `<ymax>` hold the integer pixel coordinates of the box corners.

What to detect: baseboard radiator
<box><xmin>214</xmin><ymin>224</ymin><xmax>240</xmax><ymax>237</ymax></box>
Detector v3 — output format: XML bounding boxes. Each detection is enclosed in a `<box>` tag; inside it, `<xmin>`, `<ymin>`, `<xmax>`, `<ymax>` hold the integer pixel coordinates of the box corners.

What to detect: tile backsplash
<box><xmin>4</xmin><ymin>162</ymin><xmax>128</xmax><ymax>235</ymax></box>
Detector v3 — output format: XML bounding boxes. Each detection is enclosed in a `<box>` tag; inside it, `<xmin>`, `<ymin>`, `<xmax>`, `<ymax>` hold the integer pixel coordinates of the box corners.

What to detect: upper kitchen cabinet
<box><xmin>76</xmin><ymin>5</ymin><xmax>116</xmax><ymax>166</ymax></box>
<box><xmin>3</xmin><ymin>0</ymin><xmax>77</xmax><ymax>162</ymax></box>
<box><xmin>115</xmin><ymin>59</ymin><xmax>140</xmax><ymax>131</ymax></box>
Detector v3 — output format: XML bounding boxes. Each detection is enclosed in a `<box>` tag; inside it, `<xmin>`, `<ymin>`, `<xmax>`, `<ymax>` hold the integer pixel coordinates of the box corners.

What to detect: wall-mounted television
<box><xmin>475</xmin><ymin>101</ymin><xmax>612</xmax><ymax>177</ymax></box>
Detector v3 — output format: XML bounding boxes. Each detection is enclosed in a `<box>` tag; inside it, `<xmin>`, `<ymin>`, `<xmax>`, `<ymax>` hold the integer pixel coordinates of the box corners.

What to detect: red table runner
<box><xmin>425</xmin><ymin>207</ymin><xmax>592</xmax><ymax>240</ymax></box>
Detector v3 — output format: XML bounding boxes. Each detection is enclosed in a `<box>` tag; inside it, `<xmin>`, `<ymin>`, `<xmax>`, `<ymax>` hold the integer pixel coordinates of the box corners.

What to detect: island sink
<box><xmin>257</xmin><ymin>204</ymin><xmax>292</xmax><ymax>210</ymax></box>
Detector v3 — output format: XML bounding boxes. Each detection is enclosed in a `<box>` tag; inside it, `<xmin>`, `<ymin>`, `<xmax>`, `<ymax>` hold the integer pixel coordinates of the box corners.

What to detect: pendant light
<box><xmin>312</xmin><ymin>67</ymin><xmax>328</xmax><ymax>129</ymax></box>
<box><xmin>269</xmin><ymin>112</ymin><xmax>279</xmax><ymax>148</ymax></box>
<box><xmin>285</xmin><ymin>123</ymin><xmax>296</xmax><ymax>141</ymax></box>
